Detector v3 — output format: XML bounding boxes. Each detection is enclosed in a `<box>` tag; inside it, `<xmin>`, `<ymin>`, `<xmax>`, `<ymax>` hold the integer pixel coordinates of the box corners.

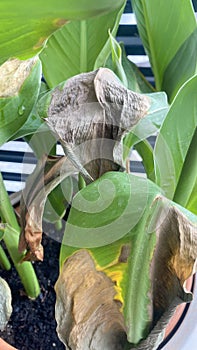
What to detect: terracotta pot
<box><xmin>0</xmin><ymin>338</ymin><xmax>18</xmax><ymax>350</ymax></box>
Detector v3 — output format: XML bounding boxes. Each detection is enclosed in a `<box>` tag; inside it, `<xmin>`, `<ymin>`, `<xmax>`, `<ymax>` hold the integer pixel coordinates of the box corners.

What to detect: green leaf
<box><xmin>61</xmin><ymin>172</ymin><xmax>152</xmax><ymax>248</ymax></box>
<box><xmin>0</xmin><ymin>0</ymin><xmax>125</xmax><ymax>64</ymax></box>
<box><xmin>60</xmin><ymin>172</ymin><xmax>162</xmax><ymax>344</ymax></box>
<box><xmin>173</xmin><ymin>128</ymin><xmax>197</xmax><ymax>214</ymax></box>
<box><xmin>0</xmin><ymin>173</ymin><xmax>40</xmax><ymax>298</ymax></box>
<box><xmin>162</xmin><ymin>27</ymin><xmax>197</xmax><ymax>103</ymax></box>
<box><xmin>0</xmin><ymin>57</ymin><xmax>41</xmax><ymax>146</ymax></box>
<box><xmin>105</xmin><ymin>42</ymin><xmax>154</xmax><ymax>93</ymax></box>
<box><xmin>108</xmin><ymin>31</ymin><xmax>128</xmax><ymax>87</ymax></box>
<box><xmin>43</xmin><ymin>177</ymin><xmax>74</xmax><ymax>223</ymax></box>
<box><xmin>132</xmin><ymin>0</ymin><xmax>197</xmax><ymax>98</ymax></box>
<box><xmin>154</xmin><ymin>74</ymin><xmax>197</xmax><ymax>209</ymax></box>
<box><xmin>40</xmin><ymin>4</ymin><xmax>125</xmax><ymax>87</ymax></box>
<box><xmin>60</xmin><ymin>171</ymin><xmax>197</xmax><ymax>346</ymax></box>
<box><xmin>123</xmin><ymin>91</ymin><xmax>169</xmax><ymax>160</ymax></box>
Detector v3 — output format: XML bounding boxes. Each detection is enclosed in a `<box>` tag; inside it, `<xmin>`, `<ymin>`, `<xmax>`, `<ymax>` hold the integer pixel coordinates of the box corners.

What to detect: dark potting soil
<box><xmin>0</xmin><ymin>231</ymin><xmax>65</xmax><ymax>350</ymax></box>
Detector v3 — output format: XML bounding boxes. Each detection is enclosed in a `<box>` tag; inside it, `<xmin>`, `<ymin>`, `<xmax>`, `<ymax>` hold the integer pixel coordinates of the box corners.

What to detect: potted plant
<box><xmin>0</xmin><ymin>0</ymin><xmax>196</xmax><ymax>349</ymax></box>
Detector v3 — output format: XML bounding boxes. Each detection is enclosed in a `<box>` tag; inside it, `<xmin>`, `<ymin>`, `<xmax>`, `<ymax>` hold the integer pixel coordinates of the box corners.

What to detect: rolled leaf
<box><xmin>38</xmin><ymin>68</ymin><xmax>150</xmax><ymax>178</ymax></box>
<box><xmin>19</xmin><ymin>154</ymin><xmax>77</xmax><ymax>261</ymax></box>
<box><xmin>108</xmin><ymin>31</ymin><xmax>128</xmax><ymax>87</ymax></box>
<box><xmin>105</xmin><ymin>41</ymin><xmax>154</xmax><ymax>93</ymax></box>
<box><xmin>55</xmin><ymin>249</ymin><xmax>127</xmax><ymax>350</ymax></box>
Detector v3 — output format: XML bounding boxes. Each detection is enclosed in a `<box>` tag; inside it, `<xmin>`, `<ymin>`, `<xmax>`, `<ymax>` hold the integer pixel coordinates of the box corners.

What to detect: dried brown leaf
<box><xmin>46</xmin><ymin>68</ymin><xmax>150</xmax><ymax>180</ymax></box>
<box><xmin>19</xmin><ymin>154</ymin><xmax>76</xmax><ymax>260</ymax></box>
<box><xmin>55</xmin><ymin>250</ymin><xmax>127</xmax><ymax>350</ymax></box>
<box><xmin>150</xmin><ymin>197</ymin><xmax>197</xmax><ymax>324</ymax></box>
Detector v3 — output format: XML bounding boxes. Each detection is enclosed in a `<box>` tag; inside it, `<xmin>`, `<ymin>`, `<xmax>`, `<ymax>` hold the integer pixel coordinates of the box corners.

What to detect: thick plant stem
<box><xmin>0</xmin><ymin>173</ymin><xmax>40</xmax><ymax>298</ymax></box>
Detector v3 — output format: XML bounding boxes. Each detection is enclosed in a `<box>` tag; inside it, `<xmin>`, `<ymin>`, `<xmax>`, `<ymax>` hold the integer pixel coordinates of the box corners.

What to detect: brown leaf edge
<box><xmin>55</xmin><ymin>249</ymin><xmax>127</xmax><ymax>350</ymax></box>
<box><xmin>54</xmin><ymin>196</ymin><xmax>197</xmax><ymax>350</ymax></box>
<box><xmin>132</xmin><ymin>196</ymin><xmax>197</xmax><ymax>349</ymax></box>
<box><xmin>18</xmin><ymin>154</ymin><xmax>76</xmax><ymax>261</ymax></box>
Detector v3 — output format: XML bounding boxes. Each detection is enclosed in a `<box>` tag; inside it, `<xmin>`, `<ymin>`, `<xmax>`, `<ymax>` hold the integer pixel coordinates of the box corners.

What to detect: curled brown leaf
<box><xmin>55</xmin><ymin>250</ymin><xmax>127</xmax><ymax>350</ymax></box>
<box><xmin>19</xmin><ymin>154</ymin><xmax>76</xmax><ymax>261</ymax></box>
<box><xmin>46</xmin><ymin>68</ymin><xmax>150</xmax><ymax>180</ymax></box>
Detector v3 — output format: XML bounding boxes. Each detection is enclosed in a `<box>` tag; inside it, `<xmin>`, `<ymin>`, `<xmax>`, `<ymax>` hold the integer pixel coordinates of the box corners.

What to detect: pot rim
<box><xmin>160</xmin><ymin>273</ymin><xmax>197</xmax><ymax>349</ymax></box>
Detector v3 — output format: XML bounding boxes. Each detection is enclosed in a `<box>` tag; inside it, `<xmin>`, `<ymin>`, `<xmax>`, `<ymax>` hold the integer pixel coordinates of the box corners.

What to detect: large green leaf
<box><xmin>0</xmin><ymin>0</ymin><xmax>125</xmax><ymax>64</ymax></box>
<box><xmin>60</xmin><ymin>172</ymin><xmax>161</xmax><ymax>344</ymax></box>
<box><xmin>132</xmin><ymin>0</ymin><xmax>197</xmax><ymax>99</ymax></box>
<box><xmin>40</xmin><ymin>4</ymin><xmax>125</xmax><ymax>87</ymax></box>
<box><xmin>0</xmin><ymin>57</ymin><xmax>41</xmax><ymax>146</ymax></box>
<box><xmin>154</xmin><ymin>74</ymin><xmax>197</xmax><ymax>213</ymax></box>
<box><xmin>59</xmin><ymin>171</ymin><xmax>197</xmax><ymax>347</ymax></box>
<box><xmin>162</xmin><ymin>27</ymin><xmax>197</xmax><ymax>102</ymax></box>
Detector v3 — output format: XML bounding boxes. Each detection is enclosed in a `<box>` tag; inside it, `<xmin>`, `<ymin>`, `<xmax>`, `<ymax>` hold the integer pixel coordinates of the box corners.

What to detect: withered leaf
<box><xmin>19</xmin><ymin>154</ymin><xmax>76</xmax><ymax>261</ymax></box>
<box><xmin>44</xmin><ymin>68</ymin><xmax>150</xmax><ymax>180</ymax></box>
<box><xmin>55</xmin><ymin>250</ymin><xmax>127</xmax><ymax>350</ymax></box>
<box><xmin>0</xmin><ymin>277</ymin><xmax>12</xmax><ymax>331</ymax></box>
<box><xmin>133</xmin><ymin>196</ymin><xmax>197</xmax><ymax>349</ymax></box>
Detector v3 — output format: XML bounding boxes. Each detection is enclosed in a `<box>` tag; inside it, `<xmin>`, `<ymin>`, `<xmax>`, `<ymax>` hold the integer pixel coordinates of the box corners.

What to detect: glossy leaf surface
<box><xmin>40</xmin><ymin>4</ymin><xmax>125</xmax><ymax>87</ymax></box>
<box><xmin>154</xmin><ymin>74</ymin><xmax>197</xmax><ymax>214</ymax></box>
<box><xmin>0</xmin><ymin>0</ymin><xmax>125</xmax><ymax>64</ymax></box>
<box><xmin>105</xmin><ymin>42</ymin><xmax>154</xmax><ymax>93</ymax></box>
<box><xmin>60</xmin><ymin>171</ymin><xmax>197</xmax><ymax>347</ymax></box>
<box><xmin>132</xmin><ymin>0</ymin><xmax>197</xmax><ymax>100</ymax></box>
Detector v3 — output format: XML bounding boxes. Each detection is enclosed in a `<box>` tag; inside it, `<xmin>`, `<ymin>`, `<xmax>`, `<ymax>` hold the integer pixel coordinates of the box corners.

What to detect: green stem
<box><xmin>78</xmin><ymin>173</ymin><xmax>86</xmax><ymax>190</ymax></box>
<box><xmin>55</xmin><ymin>220</ymin><xmax>63</xmax><ymax>231</ymax></box>
<box><xmin>0</xmin><ymin>173</ymin><xmax>40</xmax><ymax>298</ymax></box>
<box><xmin>0</xmin><ymin>244</ymin><xmax>11</xmax><ymax>270</ymax></box>
<box><xmin>134</xmin><ymin>139</ymin><xmax>155</xmax><ymax>182</ymax></box>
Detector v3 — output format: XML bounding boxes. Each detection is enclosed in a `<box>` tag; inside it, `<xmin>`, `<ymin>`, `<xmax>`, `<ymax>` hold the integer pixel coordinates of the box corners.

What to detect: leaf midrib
<box><xmin>80</xmin><ymin>20</ymin><xmax>88</xmax><ymax>72</ymax></box>
<box><xmin>141</xmin><ymin>2</ymin><xmax>160</xmax><ymax>90</ymax></box>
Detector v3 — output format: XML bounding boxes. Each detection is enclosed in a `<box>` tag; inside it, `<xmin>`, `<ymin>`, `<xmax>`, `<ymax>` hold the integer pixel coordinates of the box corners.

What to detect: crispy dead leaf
<box><xmin>55</xmin><ymin>250</ymin><xmax>127</xmax><ymax>350</ymax></box>
<box><xmin>133</xmin><ymin>196</ymin><xmax>197</xmax><ymax>349</ymax></box>
<box><xmin>19</xmin><ymin>154</ymin><xmax>76</xmax><ymax>260</ymax></box>
<box><xmin>150</xmin><ymin>197</ymin><xmax>196</xmax><ymax>324</ymax></box>
<box><xmin>45</xmin><ymin>68</ymin><xmax>150</xmax><ymax>180</ymax></box>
